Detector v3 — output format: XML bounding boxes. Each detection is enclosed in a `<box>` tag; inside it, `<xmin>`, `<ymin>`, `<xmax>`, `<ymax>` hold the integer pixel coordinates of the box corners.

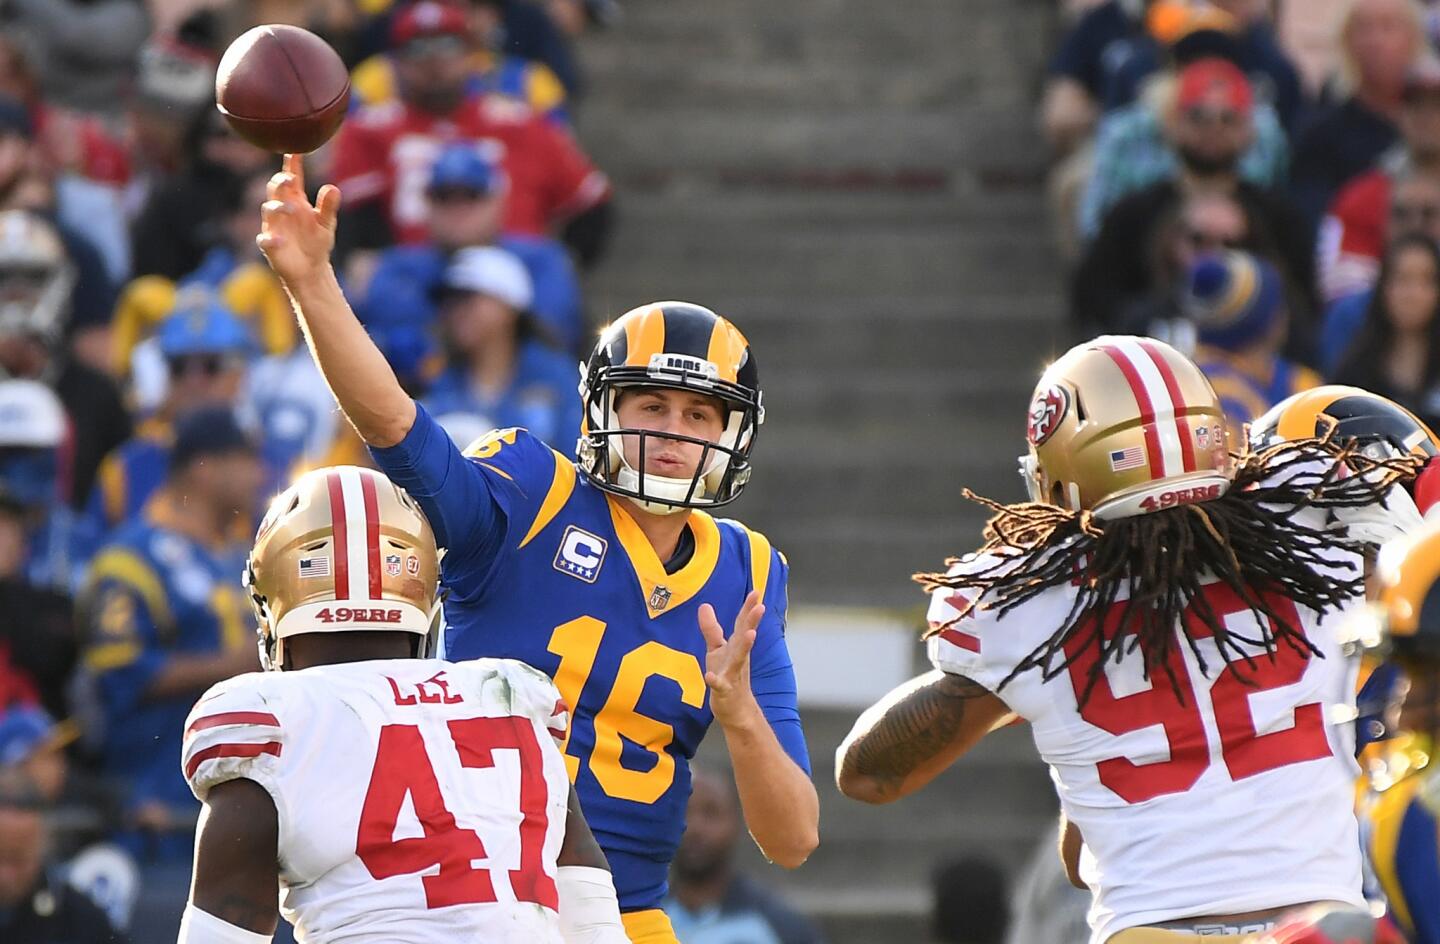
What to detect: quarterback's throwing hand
<box><xmin>257</xmin><ymin>153</ymin><xmax>341</xmax><ymax>286</ymax></box>
<box><xmin>699</xmin><ymin>590</ymin><xmax>764</xmax><ymax>727</ymax></box>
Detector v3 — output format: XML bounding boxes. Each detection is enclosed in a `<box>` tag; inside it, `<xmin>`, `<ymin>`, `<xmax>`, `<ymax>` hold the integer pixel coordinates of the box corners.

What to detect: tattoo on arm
<box><xmin>846</xmin><ymin>673</ymin><xmax>992</xmax><ymax>801</ymax></box>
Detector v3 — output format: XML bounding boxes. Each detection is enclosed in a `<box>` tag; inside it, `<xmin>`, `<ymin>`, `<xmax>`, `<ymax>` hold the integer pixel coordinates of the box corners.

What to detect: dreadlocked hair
<box><xmin>917</xmin><ymin>429</ymin><xmax>1420</xmax><ymax>706</ymax></box>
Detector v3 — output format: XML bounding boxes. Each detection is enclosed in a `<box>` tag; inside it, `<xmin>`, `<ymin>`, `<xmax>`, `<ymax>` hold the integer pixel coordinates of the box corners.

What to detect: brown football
<box><xmin>215</xmin><ymin>25</ymin><xmax>350</xmax><ymax>154</ymax></box>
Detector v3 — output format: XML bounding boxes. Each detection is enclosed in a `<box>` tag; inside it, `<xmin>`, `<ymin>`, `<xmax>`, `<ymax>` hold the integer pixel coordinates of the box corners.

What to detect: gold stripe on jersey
<box><xmin>520</xmin><ymin>449</ymin><xmax>578</xmax><ymax>549</ymax></box>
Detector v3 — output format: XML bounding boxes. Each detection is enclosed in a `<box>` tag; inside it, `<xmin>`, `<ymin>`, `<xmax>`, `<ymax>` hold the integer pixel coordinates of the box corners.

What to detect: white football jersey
<box><xmin>182</xmin><ymin>658</ymin><xmax>572</xmax><ymax>943</ymax></box>
<box><xmin>926</xmin><ymin>530</ymin><xmax>1368</xmax><ymax>943</ymax></box>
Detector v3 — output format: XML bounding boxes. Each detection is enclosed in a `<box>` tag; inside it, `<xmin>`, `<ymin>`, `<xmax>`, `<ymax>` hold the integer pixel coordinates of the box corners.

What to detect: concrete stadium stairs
<box><xmin>573</xmin><ymin>1</ymin><xmax>1068</xmax><ymax>939</ymax></box>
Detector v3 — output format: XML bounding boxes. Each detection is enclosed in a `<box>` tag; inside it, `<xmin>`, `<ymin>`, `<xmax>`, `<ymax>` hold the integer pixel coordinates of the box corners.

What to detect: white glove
<box><xmin>1328</xmin><ymin>478</ymin><xmax>1424</xmax><ymax>546</ymax></box>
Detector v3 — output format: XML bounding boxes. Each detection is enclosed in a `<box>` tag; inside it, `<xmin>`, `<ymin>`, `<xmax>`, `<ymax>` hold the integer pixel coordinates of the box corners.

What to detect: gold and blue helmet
<box><xmin>1250</xmin><ymin>385</ymin><xmax>1440</xmax><ymax>460</ymax></box>
<box><xmin>577</xmin><ymin>301</ymin><xmax>763</xmax><ymax>514</ymax></box>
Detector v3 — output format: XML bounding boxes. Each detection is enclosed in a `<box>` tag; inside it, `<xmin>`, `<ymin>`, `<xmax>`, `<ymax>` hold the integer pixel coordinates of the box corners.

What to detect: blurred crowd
<box><xmin>0</xmin><ymin>0</ymin><xmax>634</xmax><ymax>939</ymax></box>
<box><xmin>1050</xmin><ymin>0</ymin><xmax>1440</xmax><ymax>435</ymax></box>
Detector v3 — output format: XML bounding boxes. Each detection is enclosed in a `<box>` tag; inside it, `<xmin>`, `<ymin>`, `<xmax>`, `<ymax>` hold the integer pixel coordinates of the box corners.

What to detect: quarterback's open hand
<box><xmin>257</xmin><ymin>153</ymin><xmax>341</xmax><ymax>286</ymax></box>
<box><xmin>699</xmin><ymin>590</ymin><xmax>764</xmax><ymax>728</ymax></box>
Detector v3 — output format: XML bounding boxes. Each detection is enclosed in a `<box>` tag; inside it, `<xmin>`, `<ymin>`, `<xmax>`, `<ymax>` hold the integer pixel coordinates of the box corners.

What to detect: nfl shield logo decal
<box><xmin>648</xmin><ymin>585</ymin><xmax>673</xmax><ymax>612</ymax></box>
<box><xmin>385</xmin><ymin>554</ymin><xmax>402</xmax><ymax>577</ymax></box>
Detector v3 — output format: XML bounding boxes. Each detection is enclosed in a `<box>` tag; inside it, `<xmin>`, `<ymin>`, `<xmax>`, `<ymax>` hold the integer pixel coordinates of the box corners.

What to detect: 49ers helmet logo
<box><xmin>1027</xmin><ymin>384</ymin><xmax>1070</xmax><ymax>446</ymax></box>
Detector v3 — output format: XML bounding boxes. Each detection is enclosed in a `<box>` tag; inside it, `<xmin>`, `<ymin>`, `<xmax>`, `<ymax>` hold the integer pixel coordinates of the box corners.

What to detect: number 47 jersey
<box><xmin>926</xmin><ymin>548</ymin><xmax>1370</xmax><ymax>943</ymax></box>
<box><xmin>182</xmin><ymin>658</ymin><xmax>572</xmax><ymax>943</ymax></box>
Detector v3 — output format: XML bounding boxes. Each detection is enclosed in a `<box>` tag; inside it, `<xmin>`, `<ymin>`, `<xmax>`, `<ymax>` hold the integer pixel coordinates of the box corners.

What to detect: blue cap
<box><xmin>0</xmin><ymin>705</ymin><xmax>61</xmax><ymax>765</ymax></box>
<box><xmin>157</xmin><ymin>294</ymin><xmax>254</xmax><ymax>358</ymax></box>
<box><xmin>1184</xmin><ymin>251</ymin><xmax>1284</xmax><ymax>352</ymax></box>
<box><xmin>427</xmin><ymin>144</ymin><xmax>502</xmax><ymax>195</ymax></box>
<box><xmin>170</xmin><ymin>406</ymin><xmax>255</xmax><ymax>472</ymax></box>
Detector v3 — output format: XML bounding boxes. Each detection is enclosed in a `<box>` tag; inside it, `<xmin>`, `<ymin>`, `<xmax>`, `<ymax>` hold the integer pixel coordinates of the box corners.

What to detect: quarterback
<box><xmin>255</xmin><ymin>155</ymin><xmax>817</xmax><ymax>944</ymax></box>
<box><xmin>837</xmin><ymin>337</ymin><xmax>1413</xmax><ymax>942</ymax></box>
<box><xmin>178</xmin><ymin>466</ymin><xmax>630</xmax><ymax>943</ymax></box>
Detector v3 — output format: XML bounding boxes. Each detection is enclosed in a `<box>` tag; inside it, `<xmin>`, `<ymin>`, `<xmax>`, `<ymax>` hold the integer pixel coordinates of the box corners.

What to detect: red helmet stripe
<box><xmin>360</xmin><ymin>472</ymin><xmax>383</xmax><ymax>600</ymax></box>
<box><xmin>1138</xmin><ymin>339</ymin><xmax>1197</xmax><ymax>473</ymax></box>
<box><xmin>326</xmin><ymin>471</ymin><xmax>350</xmax><ymax>600</ymax></box>
<box><xmin>1099</xmin><ymin>344</ymin><xmax>1167</xmax><ymax>479</ymax></box>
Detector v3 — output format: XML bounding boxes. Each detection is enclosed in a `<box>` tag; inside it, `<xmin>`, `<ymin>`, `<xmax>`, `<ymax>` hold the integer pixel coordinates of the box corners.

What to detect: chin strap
<box><xmin>558</xmin><ymin>866</ymin><xmax>629</xmax><ymax>944</ymax></box>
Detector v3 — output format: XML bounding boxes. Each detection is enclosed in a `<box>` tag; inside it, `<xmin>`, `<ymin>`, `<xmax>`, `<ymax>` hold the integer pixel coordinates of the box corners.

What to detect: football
<box><xmin>215</xmin><ymin>24</ymin><xmax>350</xmax><ymax>154</ymax></box>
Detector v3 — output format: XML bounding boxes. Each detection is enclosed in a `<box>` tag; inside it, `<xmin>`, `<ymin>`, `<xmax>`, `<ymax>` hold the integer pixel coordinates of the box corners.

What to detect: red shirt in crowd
<box><xmin>330</xmin><ymin>93</ymin><xmax>609</xmax><ymax>243</ymax></box>
<box><xmin>1317</xmin><ymin>169</ymin><xmax>1390</xmax><ymax>304</ymax></box>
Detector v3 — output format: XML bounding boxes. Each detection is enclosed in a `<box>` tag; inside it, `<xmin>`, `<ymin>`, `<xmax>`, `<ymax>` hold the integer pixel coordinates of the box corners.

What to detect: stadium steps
<box><xmin>573</xmin><ymin>0</ymin><xmax>1065</xmax><ymax>938</ymax></box>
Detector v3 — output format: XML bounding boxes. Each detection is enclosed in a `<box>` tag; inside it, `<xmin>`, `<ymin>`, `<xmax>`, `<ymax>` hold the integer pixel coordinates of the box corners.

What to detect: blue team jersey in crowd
<box><xmin>81</xmin><ymin>501</ymin><xmax>251</xmax><ymax>858</ymax></box>
<box><xmin>85</xmin><ymin>419</ymin><xmax>172</xmax><ymax>535</ymax></box>
<box><xmin>372</xmin><ymin>406</ymin><xmax>809</xmax><ymax>911</ymax></box>
<box><xmin>421</xmin><ymin>340</ymin><xmax>583</xmax><ymax>454</ymax></box>
<box><xmin>1364</xmin><ymin>759</ymin><xmax>1440</xmax><ymax>944</ymax></box>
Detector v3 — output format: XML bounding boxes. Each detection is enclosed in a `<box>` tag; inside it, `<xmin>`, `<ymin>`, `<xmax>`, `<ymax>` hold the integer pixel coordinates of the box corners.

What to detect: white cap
<box><xmin>0</xmin><ymin>379</ymin><xmax>65</xmax><ymax>448</ymax></box>
<box><xmin>442</xmin><ymin>246</ymin><xmax>534</xmax><ymax>311</ymax></box>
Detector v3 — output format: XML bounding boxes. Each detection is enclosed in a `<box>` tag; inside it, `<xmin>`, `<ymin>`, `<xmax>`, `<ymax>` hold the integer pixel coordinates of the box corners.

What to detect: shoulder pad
<box><xmin>181</xmin><ymin>674</ymin><xmax>284</xmax><ymax>801</ymax></box>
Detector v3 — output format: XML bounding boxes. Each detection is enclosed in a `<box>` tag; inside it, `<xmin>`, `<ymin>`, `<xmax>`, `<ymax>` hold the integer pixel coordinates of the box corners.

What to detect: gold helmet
<box><xmin>1250</xmin><ymin>385</ymin><xmax>1440</xmax><ymax>460</ymax></box>
<box><xmin>1365</xmin><ymin>521</ymin><xmax>1440</xmax><ymax>666</ymax></box>
<box><xmin>1021</xmin><ymin>336</ymin><xmax>1232</xmax><ymax>519</ymax></box>
<box><xmin>244</xmin><ymin>466</ymin><xmax>441</xmax><ymax>671</ymax></box>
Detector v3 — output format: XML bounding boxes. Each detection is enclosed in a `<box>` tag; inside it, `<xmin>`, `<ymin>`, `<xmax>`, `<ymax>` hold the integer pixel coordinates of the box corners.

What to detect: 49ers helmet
<box><xmin>1250</xmin><ymin>385</ymin><xmax>1440</xmax><ymax>459</ymax></box>
<box><xmin>577</xmin><ymin>302</ymin><xmax>763</xmax><ymax>514</ymax></box>
<box><xmin>1021</xmin><ymin>336</ymin><xmax>1232</xmax><ymax>519</ymax></box>
<box><xmin>244</xmin><ymin>466</ymin><xmax>441</xmax><ymax>671</ymax></box>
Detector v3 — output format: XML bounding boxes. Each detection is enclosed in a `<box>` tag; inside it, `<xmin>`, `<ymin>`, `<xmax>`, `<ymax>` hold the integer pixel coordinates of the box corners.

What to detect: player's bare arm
<box><xmin>555</xmin><ymin>787</ymin><xmax>630</xmax><ymax>944</ymax></box>
<box><xmin>700</xmin><ymin>591</ymin><xmax>819</xmax><ymax>868</ymax></box>
<box><xmin>185</xmin><ymin>777</ymin><xmax>280</xmax><ymax>938</ymax></box>
<box><xmin>836</xmin><ymin>669</ymin><xmax>1010</xmax><ymax>805</ymax></box>
<box><xmin>257</xmin><ymin>153</ymin><xmax>416</xmax><ymax>447</ymax></box>
<box><xmin>558</xmin><ymin>787</ymin><xmax>609</xmax><ymax>870</ymax></box>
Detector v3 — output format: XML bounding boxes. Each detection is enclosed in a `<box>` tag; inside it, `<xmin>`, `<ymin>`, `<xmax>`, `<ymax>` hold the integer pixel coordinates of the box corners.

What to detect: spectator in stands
<box><xmin>1185</xmin><ymin>251</ymin><xmax>1321</xmax><ymax>425</ymax></box>
<box><xmin>0</xmin><ymin>771</ymin><xmax>126</xmax><ymax>944</ymax></box>
<box><xmin>1110</xmin><ymin>1</ymin><xmax>1305</xmax><ymax>129</ymax></box>
<box><xmin>1319</xmin><ymin>168</ymin><xmax>1440</xmax><ymax>371</ymax></box>
<box><xmin>330</xmin><ymin>1</ymin><xmax>612</xmax><ymax>264</ymax></box>
<box><xmin>1042</xmin><ymin>0</ymin><xmax>1151</xmax><ymax>155</ymax></box>
<box><xmin>124</xmin><ymin>35</ymin><xmax>219</xmax><ymax>216</ymax></box>
<box><xmin>486</xmin><ymin>0</ymin><xmax>585</xmax><ymax>98</ymax></box>
<box><xmin>1335</xmin><ymin>233</ymin><xmax>1440</xmax><ymax>426</ymax></box>
<box><xmin>0</xmin><ymin>566</ymin><xmax>74</xmax><ymax>719</ymax></box>
<box><xmin>131</xmin><ymin>100</ymin><xmax>274</xmax><ymax>283</ymax></box>
<box><xmin>0</xmin><ymin>0</ymin><xmax>148</xmax><ymax>118</ymax></box>
<box><xmin>1072</xmin><ymin>79</ymin><xmax>1315</xmax><ymax>350</ymax></box>
<box><xmin>0</xmin><ymin>104</ymin><xmax>121</xmax><ymax>369</ymax></box>
<box><xmin>80</xmin><ymin>407</ymin><xmax>261</xmax><ymax>868</ymax></box>
<box><xmin>116</xmin><ymin>163</ymin><xmax>292</xmax><ymax>388</ymax></box>
<box><xmin>663</xmin><ymin>766</ymin><xmax>825</xmax><ymax>944</ymax></box>
<box><xmin>1290</xmin><ymin>0</ymin><xmax>1425</xmax><ymax>228</ymax></box>
<box><xmin>351</xmin><ymin>0</ymin><xmax>570</xmax><ymax>123</ymax></box>
<box><xmin>422</xmin><ymin>246</ymin><xmax>581</xmax><ymax>451</ymax></box>
<box><xmin>1079</xmin><ymin>54</ymin><xmax>1288</xmax><ymax>240</ymax></box>
<box><xmin>0</xmin><ymin>210</ymin><xmax>130</xmax><ymax>509</ymax></box>
<box><xmin>0</xmin><ymin>704</ymin><xmax>71</xmax><ymax>802</ymax></box>
<box><xmin>0</xmin><ymin>380</ymin><xmax>98</xmax><ymax>594</ymax></box>
<box><xmin>1321</xmin><ymin>58</ymin><xmax>1440</xmax><ymax>306</ymax></box>
<box><xmin>356</xmin><ymin>143</ymin><xmax>585</xmax><ymax>368</ymax></box>
<box><xmin>87</xmin><ymin>295</ymin><xmax>254</xmax><ymax>536</ymax></box>
<box><xmin>931</xmin><ymin>856</ymin><xmax>1009</xmax><ymax>944</ymax></box>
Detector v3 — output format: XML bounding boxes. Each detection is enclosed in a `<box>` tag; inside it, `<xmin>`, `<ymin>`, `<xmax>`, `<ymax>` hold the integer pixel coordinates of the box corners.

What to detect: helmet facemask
<box><xmin>578</xmin><ymin>359</ymin><xmax>762</xmax><ymax>515</ymax></box>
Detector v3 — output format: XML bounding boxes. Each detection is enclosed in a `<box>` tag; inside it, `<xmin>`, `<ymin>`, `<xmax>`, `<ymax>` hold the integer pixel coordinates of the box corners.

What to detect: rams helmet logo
<box><xmin>1027</xmin><ymin>385</ymin><xmax>1069</xmax><ymax>446</ymax></box>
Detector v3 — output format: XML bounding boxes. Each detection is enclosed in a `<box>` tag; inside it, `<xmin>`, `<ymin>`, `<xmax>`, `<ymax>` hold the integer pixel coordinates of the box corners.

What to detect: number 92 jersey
<box><xmin>925</xmin><ymin>543</ymin><xmax>1368</xmax><ymax>943</ymax></box>
<box><xmin>370</xmin><ymin>412</ymin><xmax>809</xmax><ymax>911</ymax></box>
<box><xmin>182</xmin><ymin>658</ymin><xmax>571</xmax><ymax>943</ymax></box>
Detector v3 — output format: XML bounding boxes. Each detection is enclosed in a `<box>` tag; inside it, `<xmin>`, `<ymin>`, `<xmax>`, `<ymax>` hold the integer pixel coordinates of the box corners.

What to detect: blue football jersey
<box><xmin>80</xmin><ymin>500</ymin><xmax>253</xmax><ymax>859</ymax></box>
<box><xmin>1363</xmin><ymin>756</ymin><xmax>1440</xmax><ymax>943</ymax></box>
<box><xmin>373</xmin><ymin>406</ymin><xmax>809</xmax><ymax>910</ymax></box>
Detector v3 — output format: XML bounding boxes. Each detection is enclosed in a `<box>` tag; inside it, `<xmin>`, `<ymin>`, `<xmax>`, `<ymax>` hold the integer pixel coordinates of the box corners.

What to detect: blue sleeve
<box><xmin>369</xmin><ymin>406</ymin><xmax>564</xmax><ymax>599</ymax></box>
<box><xmin>748</xmin><ymin>552</ymin><xmax>810</xmax><ymax>776</ymax></box>
<box><xmin>1395</xmin><ymin>799</ymin><xmax>1440</xmax><ymax>944</ymax></box>
<box><xmin>369</xmin><ymin>403</ymin><xmax>503</xmax><ymax>554</ymax></box>
<box><xmin>1048</xmin><ymin>9</ymin><xmax>1113</xmax><ymax>90</ymax></box>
